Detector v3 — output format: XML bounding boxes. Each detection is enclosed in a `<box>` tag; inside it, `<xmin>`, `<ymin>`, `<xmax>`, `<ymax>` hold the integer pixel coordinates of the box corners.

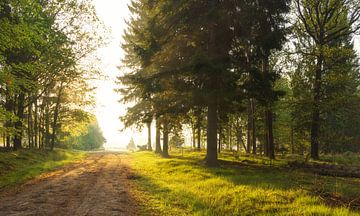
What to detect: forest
<box><xmin>0</xmin><ymin>0</ymin><xmax>360</xmax><ymax>215</ymax></box>
<box><xmin>0</xmin><ymin>0</ymin><xmax>106</xmax><ymax>151</ymax></box>
<box><xmin>120</xmin><ymin>0</ymin><xmax>360</xmax><ymax>165</ymax></box>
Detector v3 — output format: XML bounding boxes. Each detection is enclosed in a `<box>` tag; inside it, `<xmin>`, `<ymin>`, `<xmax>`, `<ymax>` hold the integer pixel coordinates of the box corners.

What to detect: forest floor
<box><xmin>0</xmin><ymin>152</ymin><xmax>140</xmax><ymax>216</ymax></box>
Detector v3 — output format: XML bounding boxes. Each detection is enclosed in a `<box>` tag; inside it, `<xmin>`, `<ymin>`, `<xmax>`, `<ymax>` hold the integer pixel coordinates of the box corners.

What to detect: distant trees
<box><xmin>169</xmin><ymin>133</ymin><xmax>185</xmax><ymax>149</ymax></box>
<box><xmin>127</xmin><ymin>138</ymin><xmax>136</xmax><ymax>151</ymax></box>
<box><xmin>62</xmin><ymin>118</ymin><xmax>106</xmax><ymax>151</ymax></box>
<box><xmin>119</xmin><ymin>0</ymin><xmax>360</xmax><ymax>164</ymax></box>
<box><xmin>0</xmin><ymin>0</ymin><xmax>106</xmax><ymax>150</ymax></box>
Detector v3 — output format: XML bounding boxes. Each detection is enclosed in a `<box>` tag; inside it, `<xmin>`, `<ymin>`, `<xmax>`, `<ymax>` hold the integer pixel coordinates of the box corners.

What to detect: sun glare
<box><xmin>92</xmin><ymin>0</ymin><xmax>143</xmax><ymax>149</ymax></box>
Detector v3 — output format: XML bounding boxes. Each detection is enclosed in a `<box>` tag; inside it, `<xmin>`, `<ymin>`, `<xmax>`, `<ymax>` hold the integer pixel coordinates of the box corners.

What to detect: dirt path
<box><xmin>0</xmin><ymin>152</ymin><xmax>140</xmax><ymax>216</ymax></box>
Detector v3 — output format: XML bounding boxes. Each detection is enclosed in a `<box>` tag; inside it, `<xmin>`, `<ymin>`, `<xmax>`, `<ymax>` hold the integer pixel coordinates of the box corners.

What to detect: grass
<box><xmin>275</xmin><ymin>152</ymin><xmax>360</xmax><ymax>167</ymax></box>
<box><xmin>129</xmin><ymin>150</ymin><xmax>360</xmax><ymax>216</ymax></box>
<box><xmin>0</xmin><ymin>148</ymin><xmax>86</xmax><ymax>189</ymax></box>
<box><xmin>320</xmin><ymin>153</ymin><xmax>360</xmax><ymax>167</ymax></box>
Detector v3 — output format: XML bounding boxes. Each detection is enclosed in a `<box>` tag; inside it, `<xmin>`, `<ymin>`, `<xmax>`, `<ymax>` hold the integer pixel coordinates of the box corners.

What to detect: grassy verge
<box><xmin>129</xmin><ymin>150</ymin><xmax>360</xmax><ymax>216</ymax></box>
<box><xmin>0</xmin><ymin>148</ymin><xmax>86</xmax><ymax>189</ymax></box>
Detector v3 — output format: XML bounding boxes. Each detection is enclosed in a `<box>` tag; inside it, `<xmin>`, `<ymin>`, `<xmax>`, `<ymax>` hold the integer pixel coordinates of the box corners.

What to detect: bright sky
<box><xmin>91</xmin><ymin>0</ymin><xmax>360</xmax><ymax>149</ymax></box>
<box><xmin>92</xmin><ymin>0</ymin><xmax>146</xmax><ymax>149</ymax></box>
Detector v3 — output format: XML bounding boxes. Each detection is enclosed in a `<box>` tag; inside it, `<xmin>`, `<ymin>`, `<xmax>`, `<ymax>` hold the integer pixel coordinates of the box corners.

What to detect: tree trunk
<box><xmin>236</xmin><ymin>138</ymin><xmax>240</xmax><ymax>154</ymax></box>
<box><xmin>34</xmin><ymin>98</ymin><xmax>38</xmax><ymax>148</ymax></box>
<box><xmin>236</xmin><ymin>125</ymin><xmax>244</xmax><ymax>153</ymax></box>
<box><xmin>240</xmin><ymin>137</ymin><xmax>247</xmax><ymax>153</ymax></box>
<box><xmin>246</xmin><ymin>99</ymin><xmax>252</xmax><ymax>154</ymax></box>
<box><xmin>155</xmin><ymin>118</ymin><xmax>162</xmax><ymax>154</ymax></box>
<box><xmin>262</xmin><ymin>57</ymin><xmax>275</xmax><ymax>160</ymax></box>
<box><xmin>291</xmin><ymin>122</ymin><xmax>294</xmax><ymax>154</ymax></box>
<box><xmin>4</xmin><ymin>91</ymin><xmax>13</xmax><ymax>149</ymax></box>
<box><xmin>6</xmin><ymin>134</ymin><xmax>11</xmax><ymax>148</ymax></box>
<box><xmin>162</xmin><ymin>123</ymin><xmax>169</xmax><ymax>158</ymax></box>
<box><xmin>197</xmin><ymin>117</ymin><xmax>201</xmax><ymax>149</ymax></box>
<box><xmin>50</xmin><ymin>83</ymin><xmax>64</xmax><ymax>151</ymax></box>
<box><xmin>205</xmin><ymin>102</ymin><xmax>218</xmax><ymax>166</ymax></box>
<box><xmin>218</xmin><ymin>132</ymin><xmax>221</xmax><ymax>153</ymax></box>
<box><xmin>45</xmin><ymin>104</ymin><xmax>50</xmax><ymax>149</ymax></box>
<box><xmin>266</xmin><ymin>108</ymin><xmax>275</xmax><ymax>159</ymax></box>
<box><xmin>264</xmin><ymin>108</ymin><xmax>275</xmax><ymax>159</ymax></box>
<box><xmin>13</xmin><ymin>93</ymin><xmax>25</xmax><ymax>150</ymax></box>
<box><xmin>39</xmin><ymin>108</ymin><xmax>44</xmax><ymax>149</ymax></box>
<box><xmin>27</xmin><ymin>100</ymin><xmax>33</xmax><ymax>148</ymax></box>
<box><xmin>310</xmin><ymin>52</ymin><xmax>323</xmax><ymax>160</ymax></box>
<box><xmin>251</xmin><ymin>99</ymin><xmax>256</xmax><ymax>155</ymax></box>
<box><xmin>264</xmin><ymin>111</ymin><xmax>269</xmax><ymax>157</ymax></box>
<box><xmin>147</xmin><ymin>121</ymin><xmax>152</xmax><ymax>151</ymax></box>
<box><xmin>192</xmin><ymin>127</ymin><xmax>196</xmax><ymax>149</ymax></box>
<box><xmin>228</xmin><ymin>124</ymin><xmax>232</xmax><ymax>151</ymax></box>
<box><xmin>2</xmin><ymin>134</ymin><xmax>5</xmax><ymax>148</ymax></box>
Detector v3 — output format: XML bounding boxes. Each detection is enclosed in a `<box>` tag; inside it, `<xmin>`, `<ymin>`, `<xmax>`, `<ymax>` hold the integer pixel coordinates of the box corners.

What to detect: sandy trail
<box><xmin>0</xmin><ymin>152</ymin><xmax>139</xmax><ymax>216</ymax></box>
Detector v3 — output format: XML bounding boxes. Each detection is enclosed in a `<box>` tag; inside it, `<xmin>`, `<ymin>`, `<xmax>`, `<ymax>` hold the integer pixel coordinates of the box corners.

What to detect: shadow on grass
<box><xmin>0</xmin><ymin>149</ymin><xmax>85</xmax><ymax>189</ymax></box>
<box><xmin>130</xmin><ymin>152</ymin><xmax>358</xmax><ymax>215</ymax></box>
<box><xmin>168</xmin><ymin>154</ymin><xmax>299</xmax><ymax>191</ymax></box>
<box><xmin>132</xmin><ymin>166</ymin><xmax>326</xmax><ymax>215</ymax></box>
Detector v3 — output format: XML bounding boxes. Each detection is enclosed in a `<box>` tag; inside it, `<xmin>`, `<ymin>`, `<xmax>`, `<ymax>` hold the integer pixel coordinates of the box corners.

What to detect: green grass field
<box><xmin>129</xmin><ymin>150</ymin><xmax>360</xmax><ymax>216</ymax></box>
<box><xmin>0</xmin><ymin>148</ymin><xmax>86</xmax><ymax>189</ymax></box>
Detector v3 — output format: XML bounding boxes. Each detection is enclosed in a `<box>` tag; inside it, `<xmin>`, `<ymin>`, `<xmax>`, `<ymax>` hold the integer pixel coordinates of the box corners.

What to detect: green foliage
<box><xmin>291</xmin><ymin>0</ymin><xmax>360</xmax><ymax>158</ymax></box>
<box><xmin>119</xmin><ymin>0</ymin><xmax>360</xmax><ymax>161</ymax></box>
<box><xmin>120</xmin><ymin>0</ymin><xmax>291</xmax><ymax>163</ymax></box>
<box><xmin>79</xmin><ymin>123</ymin><xmax>105</xmax><ymax>150</ymax></box>
<box><xmin>289</xmin><ymin>22</ymin><xmax>360</xmax><ymax>153</ymax></box>
<box><xmin>62</xmin><ymin>119</ymin><xmax>106</xmax><ymax>151</ymax></box>
<box><xmin>169</xmin><ymin>133</ymin><xmax>185</xmax><ymax>148</ymax></box>
<box><xmin>0</xmin><ymin>0</ymin><xmax>106</xmax><ymax>150</ymax></box>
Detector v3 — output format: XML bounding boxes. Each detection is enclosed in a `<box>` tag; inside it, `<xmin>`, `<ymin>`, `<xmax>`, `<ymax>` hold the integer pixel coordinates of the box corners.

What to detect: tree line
<box><xmin>0</xmin><ymin>0</ymin><xmax>106</xmax><ymax>151</ymax></box>
<box><xmin>120</xmin><ymin>0</ymin><xmax>360</xmax><ymax>166</ymax></box>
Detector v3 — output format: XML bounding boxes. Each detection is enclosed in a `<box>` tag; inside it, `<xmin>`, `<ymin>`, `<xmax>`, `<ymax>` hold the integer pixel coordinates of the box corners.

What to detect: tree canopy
<box><xmin>119</xmin><ymin>0</ymin><xmax>360</xmax><ymax>165</ymax></box>
<box><xmin>0</xmin><ymin>0</ymin><xmax>106</xmax><ymax>151</ymax></box>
